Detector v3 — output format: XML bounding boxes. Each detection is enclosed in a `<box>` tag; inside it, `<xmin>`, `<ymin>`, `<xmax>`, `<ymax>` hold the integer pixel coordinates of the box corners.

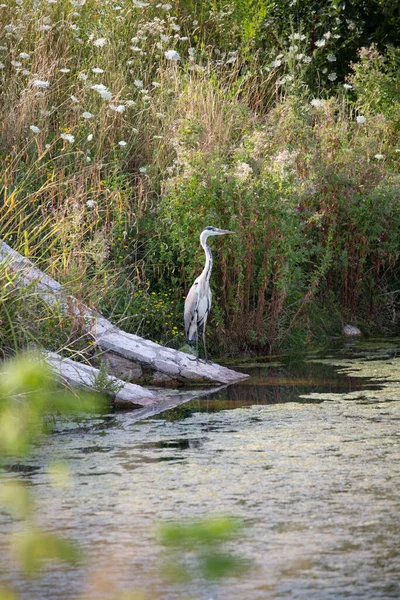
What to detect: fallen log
<box><xmin>45</xmin><ymin>351</ymin><xmax>225</xmax><ymax>410</ymax></box>
<box><xmin>1</xmin><ymin>240</ymin><xmax>248</xmax><ymax>384</ymax></box>
<box><xmin>45</xmin><ymin>351</ymin><xmax>155</xmax><ymax>408</ymax></box>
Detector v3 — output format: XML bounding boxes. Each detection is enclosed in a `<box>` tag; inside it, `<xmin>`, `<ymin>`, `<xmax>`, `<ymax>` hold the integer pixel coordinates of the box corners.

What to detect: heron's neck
<box><xmin>201</xmin><ymin>238</ymin><xmax>213</xmax><ymax>282</ymax></box>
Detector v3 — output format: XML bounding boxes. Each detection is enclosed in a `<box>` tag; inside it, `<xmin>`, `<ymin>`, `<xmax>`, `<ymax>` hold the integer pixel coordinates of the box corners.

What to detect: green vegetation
<box><xmin>1</xmin><ymin>0</ymin><xmax>400</xmax><ymax>359</ymax></box>
<box><xmin>159</xmin><ymin>516</ymin><xmax>250</xmax><ymax>581</ymax></box>
<box><xmin>0</xmin><ymin>356</ymin><xmax>104</xmax><ymax>599</ymax></box>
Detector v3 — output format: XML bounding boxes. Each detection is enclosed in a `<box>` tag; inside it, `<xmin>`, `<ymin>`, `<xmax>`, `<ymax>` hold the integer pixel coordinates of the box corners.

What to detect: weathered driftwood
<box><xmin>46</xmin><ymin>352</ymin><xmax>225</xmax><ymax>411</ymax></box>
<box><xmin>45</xmin><ymin>352</ymin><xmax>155</xmax><ymax>407</ymax></box>
<box><xmin>1</xmin><ymin>240</ymin><xmax>248</xmax><ymax>384</ymax></box>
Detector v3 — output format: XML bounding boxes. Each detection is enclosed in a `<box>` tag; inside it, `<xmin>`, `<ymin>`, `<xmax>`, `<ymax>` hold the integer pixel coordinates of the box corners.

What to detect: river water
<box><xmin>1</xmin><ymin>339</ymin><xmax>399</xmax><ymax>599</ymax></box>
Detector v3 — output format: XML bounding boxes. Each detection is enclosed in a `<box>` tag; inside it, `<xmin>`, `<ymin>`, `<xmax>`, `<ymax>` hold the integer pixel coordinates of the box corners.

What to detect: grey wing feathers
<box><xmin>184</xmin><ymin>280</ymin><xmax>212</xmax><ymax>342</ymax></box>
<box><xmin>184</xmin><ymin>281</ymin><xmax>199</xmax><ymax>342</ymax></box>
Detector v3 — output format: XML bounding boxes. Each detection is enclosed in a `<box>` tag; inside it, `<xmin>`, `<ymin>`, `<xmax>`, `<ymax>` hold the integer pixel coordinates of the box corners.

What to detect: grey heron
<box><xmin>184</xmin><ymin>226</ymin><xmax>233</xmax><ymax>361</ymax></box>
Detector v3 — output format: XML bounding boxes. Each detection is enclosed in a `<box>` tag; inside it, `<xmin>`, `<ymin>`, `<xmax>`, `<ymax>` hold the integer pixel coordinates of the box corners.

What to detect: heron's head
<box><xmin>201</xmin><ymin>226</ymin><xmax>234</xmax><ymax>242</ymax></box>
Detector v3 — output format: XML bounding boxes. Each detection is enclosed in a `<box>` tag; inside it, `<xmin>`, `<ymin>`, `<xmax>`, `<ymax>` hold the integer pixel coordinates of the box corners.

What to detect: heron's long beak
<box><xmin>219</xmin><ymin>229</ymin><xmax>235</xmax><ymax>235</ymax></box>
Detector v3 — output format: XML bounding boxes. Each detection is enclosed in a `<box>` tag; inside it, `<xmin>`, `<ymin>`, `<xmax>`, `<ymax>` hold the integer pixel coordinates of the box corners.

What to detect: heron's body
<box><xmin>184</xmin><ymin>226</ymin><xmax>232</xmax><ymax>361</ymax></box>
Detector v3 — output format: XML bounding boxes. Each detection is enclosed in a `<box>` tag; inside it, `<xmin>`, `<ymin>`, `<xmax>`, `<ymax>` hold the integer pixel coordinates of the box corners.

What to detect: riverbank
<box><xmin>1</xmin><ymin>1</ymin><xmax>400</xmax><ymax>361</ymax></box>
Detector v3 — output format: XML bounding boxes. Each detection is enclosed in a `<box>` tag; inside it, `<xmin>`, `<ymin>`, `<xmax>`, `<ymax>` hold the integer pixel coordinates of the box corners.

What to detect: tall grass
<box><xmin>1</xmin><ymin>0</ymin><xmax>400</xmax><ymax>357</ymax></box>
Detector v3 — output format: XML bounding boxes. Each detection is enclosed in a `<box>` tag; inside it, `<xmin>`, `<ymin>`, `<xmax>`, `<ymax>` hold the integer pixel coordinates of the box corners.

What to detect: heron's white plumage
<box><xmin>184</xmin><ymin>277</ymin><xmax>211</xmax><ymax>342</ymax></box>
<box><xmin>184</xmin><ymin>227</ymin><xmax>233</xmax><ymax>359</ymax></box>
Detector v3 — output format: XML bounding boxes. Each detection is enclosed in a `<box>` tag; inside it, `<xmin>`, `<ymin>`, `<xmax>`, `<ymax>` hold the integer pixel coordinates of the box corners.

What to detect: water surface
<box><xmin>1</xmin><ymin>339</ymin><xmax>399</xmax><ymax>599</ymax></box>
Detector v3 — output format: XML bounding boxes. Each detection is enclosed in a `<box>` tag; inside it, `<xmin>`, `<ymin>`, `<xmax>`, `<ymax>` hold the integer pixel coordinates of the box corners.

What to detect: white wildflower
<box><xmin>33</xmin><ymin>79</ymin><xmax>50</xmax><ymax>88</ymax></box>
<box><xmin>60</xmin><ymin>133</ymin><xmax>75</xmax><ymax>143</ymax></box>
<box><xmin>292</xmin><ymin>33</ymin><xmax>306</xmax><ymax>41</ymax></box>
<box><xmin>315</xmin><ymin>39</ymin><xmax>326</xmax><ymax>48</ymax></box>
<box><xmin>109</xmin><ymin>104</ymin><xmax>125</xmax><ymax>113</ymax></box>
<box><xmin>271</xmin><ymin>59</ymin><xmax>282</xmax><ymax>68</ymax></box>
<box><xmin>164</xmin><ymin>49</ymin><xmax>180</xmax><ymax>62</ymax></box>
<box><xmin>0</xmin><ymin>63</ymin><xmax>4</xmax><ymax>69</ymax></box>
<box><xmin>59</xmin><ymin>68</ymin><xmax>70</xmax><ymax>73</ymax></box>
<box><xmin>160</xmin><ymin>34</ymin><xmax>170</xmax><ymax>42</ymax></box>
<box><xmin>310</xmin><ymin>98</ymin><xmax>325</xmax><ymax>107</ymax></box>
<box><xmin>171</xmin><ymin>22</ymin><xmax>180</xmax><ymax>31</ymax></box>
<box><xmin>70</xmin><ymin>95</ymin><xmax>79</xmax><ymax>103</ymax></box>
<box><xmin>133</xmin><ymin>0</ymin><xmax>149</xmax><ymax>6</ymax></box>
<box><xmin>162</xmin><ymin>3</ymin><xmax>172</xmax><ymax>9</ymax></box>
<box><xmin>134</xmin><ymin>79</ymin><xmax>144</xmax><ymax>88</ymax></box>
<box><xmin>118</xmin><ymin>140</ymin><xmax>127</xmax><ymax>146</ymax></box>
<box><xmin>29</xmin><ymin>125</ymin><xmax>40</xmax><ymax>133</ymax></box>
<box><xmin>226</xmin><ymin>55</ymin><xmax>237</xmax><ymax>64</ymax></box>
<box><xmin>92</xmin><ymin>67</ymin><xmax>104</xmax><ymax>74</ymax></box>
<box><xmin>273</xmin><ymin>150</ymin><xmax>298</xmax><ymax>172</ymax></box>
<box><xmin>100</xmin><ymin>89</ymin><xmax>112</xmax><ymax>100</ymax></box>
<box><xmin>328</xmin><ymin>72</ymin><xmax>337</xmax><ymax>81</ymax></box>
<box><xmin>323</xmin><ymin>31</ymin><xmax>332</xmax><ymax>39</ymax></box>
<box><xmin>82</xmin><ymin>111</ymin><xmax>94</xmax><ymax>119</ymax></box>
<box><xmin>91</xmin><ymin>83</ymin><xmax>107</xmax><ymax>92</ymax></box>
<box><xmin>139</xmin><ymin>166</ymin><xmax>147</xmax><ymax>173</ymax></box>
<box><xmin>86</xmin><ymin>199</ymin><xmax>96</xmax><ymax>208</ymax></box>
<box><xmin>87</xmin><ymin>133</ymin><xmax>93</xmax><ymax>141</ymax></box>
<box><xmin>327</xmin><ymin>54</ymin><xmax>336</xmax><ymax>62</ymax></box>
<box><xmin>303</xmin><ymin>56</ymin><xmax>312</xmax><ymax>63</ymax></box>
<box><xmin>356</xmin><ymin>115</ymin><xmax>366</xmax><ymax>124</ymax></box>
<box><xmin>78</xmin><ymin>72</ymin><xmax>88</xmax><ymax>81</ymax></box>
<box><xmin>125</xmin><ymin>100</ymin><xmax>136</xmax><ymax>107</ymax></box>
<box><xmin>19</xmin><ymin>52</ymin><xmax>30</xmax><ymax>59</ymax></box>
<box><xmin>235</xmin><ymin>161</ymin><xmax>253</xmax><ymax>181</ymax></box>
<box><xmin>343</xmin><ymin>83</ymin><xmax>352</xmax><ymax>90</ymax></box>
<box><xmin>93</xmin><ymin>37</ymin><xmax>107</xmax><ymax>47</ymax></box>
<box><xmin>374</xmin><ymin>154</ymin><xmax>384</xmax><ymax>160</ymax></box>
<box><xmin>11</xmin><ymin>60</ymin><xmax>22</xmax><ymax>67</ymax></box>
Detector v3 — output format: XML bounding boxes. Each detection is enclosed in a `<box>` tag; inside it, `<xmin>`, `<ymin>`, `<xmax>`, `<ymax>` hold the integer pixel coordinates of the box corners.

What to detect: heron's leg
<box><xmin>202</xmin><ymin>317</ymin><xmax>208</xmax><ymax>363</ymax></box>
<box><xmin>187</xmin><ymin>335</ymin><xmax>198</xmax><ymax>362</ymax></box>
<box><xmin>203</xmin><ymin>330</ymin><xmax>208</xmax><ymax>362</ymax></box>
